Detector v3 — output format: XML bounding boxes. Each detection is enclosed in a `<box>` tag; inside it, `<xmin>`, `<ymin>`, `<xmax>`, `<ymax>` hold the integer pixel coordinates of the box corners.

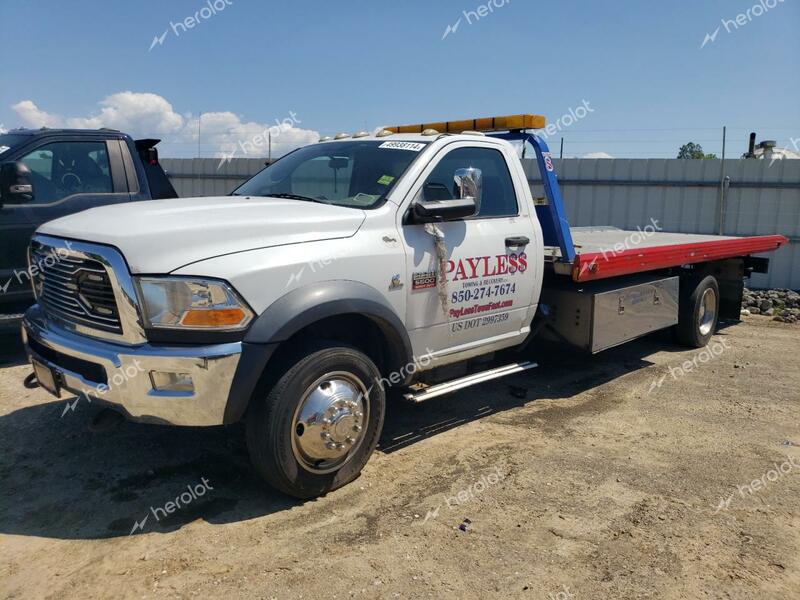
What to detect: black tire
<box><xmin>676</xmin><ymin>275</ymin><xmax>720</xmax><ymax>347</ymax></box>
<box><xmin>246</xmin><ymin>342</ymin><xmax>385</xmax><ymax>499</ymax></box>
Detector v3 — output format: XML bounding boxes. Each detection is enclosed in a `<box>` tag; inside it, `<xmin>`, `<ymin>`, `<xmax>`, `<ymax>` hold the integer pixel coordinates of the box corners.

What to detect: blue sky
<box><xmin>1</xmin><ymin>0</ymin><xmax>798</xmax><ymax>158</ymax></box>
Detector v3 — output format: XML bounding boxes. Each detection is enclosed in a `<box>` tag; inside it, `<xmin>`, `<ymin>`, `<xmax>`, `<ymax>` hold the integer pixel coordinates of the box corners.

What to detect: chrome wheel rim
<box><xmin>698</xmin><ymin>287</ymin><xmax>717</xmax><ymax>336</ymax></box>
<box><xmin>291</xmin><ymin>371</ymin><xmax>370</xmax><ymax>475</ymax></box>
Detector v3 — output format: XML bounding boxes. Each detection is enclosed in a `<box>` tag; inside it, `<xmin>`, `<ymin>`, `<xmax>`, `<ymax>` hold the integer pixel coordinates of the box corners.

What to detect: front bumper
<box><xmin>22</xmin><ymin>305</ymin><xmax>242</xmax><ymax>426</ymax></box>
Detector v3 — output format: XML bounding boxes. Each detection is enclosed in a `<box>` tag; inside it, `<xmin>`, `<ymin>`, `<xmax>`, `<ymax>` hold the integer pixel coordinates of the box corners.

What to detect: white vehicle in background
<box><xmin>22</xmin><ymin>114</ymin><xmax>787</xmax><ymax>498</ymax></box>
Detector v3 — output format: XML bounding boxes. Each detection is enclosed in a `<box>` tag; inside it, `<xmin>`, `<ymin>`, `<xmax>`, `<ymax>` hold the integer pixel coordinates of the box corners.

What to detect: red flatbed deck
<box><xmin>563</xmin><ymin>227</ymin><xmax>788</xmax><ymax>282</ymax></box>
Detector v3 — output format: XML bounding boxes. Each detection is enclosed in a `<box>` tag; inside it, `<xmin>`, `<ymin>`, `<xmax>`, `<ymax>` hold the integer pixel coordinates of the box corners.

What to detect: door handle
<box><xmin>505</xmin><ymin>236</ymin><xmax>530</xmax><ymax>248</ymax></box>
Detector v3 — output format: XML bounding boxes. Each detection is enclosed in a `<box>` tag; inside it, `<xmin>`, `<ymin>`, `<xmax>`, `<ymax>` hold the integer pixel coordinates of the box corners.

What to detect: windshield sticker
<box><xmin>0</xmin><ymin>146</ymin><xmax>10</xmax><ymax>155</ymax></box>
<box><xmin>349</xmin><ymin>192</ymin><xmax>381</xmax><ymax>206</ymax></box>
<box><xmin>379</xmin><ymin>141</ymin><xmax>425</xmax><ymax>152</ymax></box>
<box><xmin>377</xmin><ymin>174</ymin><xmax>395</xmax><ymax>186</ymax></box>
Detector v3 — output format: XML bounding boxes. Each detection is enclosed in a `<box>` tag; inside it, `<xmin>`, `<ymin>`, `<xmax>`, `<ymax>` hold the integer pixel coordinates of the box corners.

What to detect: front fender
<box><xmin>244</xmin><ymin>279</ymin><xmax>411</xmax><ymax>362</ymax></box>
<box><xmin>222</xmin><ymin>280</ymin><xmax>413</xmax><ymax>423</ymax></box>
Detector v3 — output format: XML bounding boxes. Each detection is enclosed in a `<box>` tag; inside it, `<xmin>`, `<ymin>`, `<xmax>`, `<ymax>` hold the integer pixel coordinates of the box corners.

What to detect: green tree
<box><xmin>677</xmin><ymin>142</ymin><xmax>717</xmax><ymax>159</ymax></box>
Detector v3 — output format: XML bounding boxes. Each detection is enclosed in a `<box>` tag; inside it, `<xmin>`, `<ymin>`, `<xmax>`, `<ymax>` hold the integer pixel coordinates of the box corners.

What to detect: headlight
<box><xmin>135</xmin><ymin>277</ymin><xmax>253</xmax><ymax>331</ymax></box>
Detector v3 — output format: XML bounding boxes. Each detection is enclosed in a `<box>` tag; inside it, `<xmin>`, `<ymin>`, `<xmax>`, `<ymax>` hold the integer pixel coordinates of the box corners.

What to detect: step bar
<box><xmin>403</xmin><ymin>361</ymin><xmax>538</xmax><ymax>403</ymax></box>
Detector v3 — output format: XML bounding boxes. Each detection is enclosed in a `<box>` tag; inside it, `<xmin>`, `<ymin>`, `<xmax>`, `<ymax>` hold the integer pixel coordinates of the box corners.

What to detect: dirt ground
<box><xmin>0</xmin><ymin>316</ymin><xmax>798</xmax><ymax>600</ymax></box>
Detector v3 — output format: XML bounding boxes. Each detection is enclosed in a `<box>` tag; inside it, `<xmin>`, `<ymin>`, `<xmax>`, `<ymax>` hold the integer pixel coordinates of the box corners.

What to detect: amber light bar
<box><xmin>386</xmin><ymin>114</ymin><xmax>546</xmax><ymax>134</ymax></box>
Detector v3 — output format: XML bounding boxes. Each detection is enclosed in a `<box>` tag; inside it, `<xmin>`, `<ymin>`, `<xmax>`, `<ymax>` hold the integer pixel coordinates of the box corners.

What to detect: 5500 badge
<box><xmin>412</xmin><ymin>271</ymin><xmax>437</xmax><ymax>290</ymax></box>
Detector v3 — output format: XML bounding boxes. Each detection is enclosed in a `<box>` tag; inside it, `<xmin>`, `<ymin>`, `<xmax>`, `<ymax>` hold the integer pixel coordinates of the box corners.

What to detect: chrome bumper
<box><xmin>22</xmin><ymin>305</ymin><xmax>242</xmax><ymax>426</ymax></box>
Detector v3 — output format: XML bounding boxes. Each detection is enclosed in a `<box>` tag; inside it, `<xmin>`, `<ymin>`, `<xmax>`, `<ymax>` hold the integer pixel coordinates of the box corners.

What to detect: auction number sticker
<box><xmin>379</xmin><ymin>141</ymin><xmax>426</xmax><ymax>152</ymax></box>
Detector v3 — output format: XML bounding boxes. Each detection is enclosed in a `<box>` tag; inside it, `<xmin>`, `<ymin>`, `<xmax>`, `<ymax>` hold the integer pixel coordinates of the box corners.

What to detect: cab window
<box><xmin>17</xmin><ymin>141</ymin><xmax>113</xmax><ymax>204</ymax></box>
<box><xmin>422</xmin><ymin>147</ymin><xmax>518</xmax><ymax>218</ymax></box>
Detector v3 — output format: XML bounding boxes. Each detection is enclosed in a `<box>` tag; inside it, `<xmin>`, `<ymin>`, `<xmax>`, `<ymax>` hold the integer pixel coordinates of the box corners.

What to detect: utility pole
<box><xmin>559</xmin><ymin>137</ymin><xmax>564</xmax><ymax>159</ymax></box>
<box><xmin>197</xmin><ymin>112</ymin><xmax>202</xmax><ymax>158</ymax></box>
<box><xmin>717</xmin><ymin>125</ymin><xmax>727</xmax><ymax>235</ymax></box>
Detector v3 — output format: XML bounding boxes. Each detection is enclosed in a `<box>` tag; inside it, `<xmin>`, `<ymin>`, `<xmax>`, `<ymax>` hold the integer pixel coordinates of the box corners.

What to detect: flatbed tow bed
<box><xmin>480</xmin><ymin>128</ymin><xmax>790</xmax><ymax>284</ymax></box>
<box><xmin>561</xmin><ymin>228</ymin><xmax>788</xmax><ymax>282</ymax></box>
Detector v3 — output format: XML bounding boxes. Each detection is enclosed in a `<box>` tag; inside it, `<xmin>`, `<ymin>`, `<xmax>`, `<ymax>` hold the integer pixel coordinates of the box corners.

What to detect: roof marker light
<box><xmin>422</xmin><ymin>129</ymin><xmax>439</xmax><ymax>136</ymax></box>
<box><xmin>352</xmin><ymin>131</ymin><xmax>369</xmax><ymax>138</ymax></box>
<box><xmin>334</xmin><ymin>133</ymin><xmax>350</xmax><ymax>140</ymax></box>
<box><xmin>375</xmin><ymin>129</ymin><xmax>394</xmax><ymax>137</ymax></box>
<box><xmin>319</xmin><ymin>136</ymin><xmax>333</xmax><ymax>142</ymax></box>
<box><xmin>386</xmin><ymin>113</ymin><xmax>546</xmax><ymax>134</ymax></box>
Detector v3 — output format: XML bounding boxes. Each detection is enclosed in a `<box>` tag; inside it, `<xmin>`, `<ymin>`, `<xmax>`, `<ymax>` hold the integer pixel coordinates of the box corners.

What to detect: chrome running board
<box><xmin>403</xmin><ymin>361</ymin><xmax>538</xmax><ymax>403</ymax></box>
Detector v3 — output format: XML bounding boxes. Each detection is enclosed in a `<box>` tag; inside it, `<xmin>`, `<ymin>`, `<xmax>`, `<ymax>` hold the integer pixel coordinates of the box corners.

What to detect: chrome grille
<box><xmin>31</xmin><ymin>242</ymin><xmax>123</xmax><ymax>334</ymax></box>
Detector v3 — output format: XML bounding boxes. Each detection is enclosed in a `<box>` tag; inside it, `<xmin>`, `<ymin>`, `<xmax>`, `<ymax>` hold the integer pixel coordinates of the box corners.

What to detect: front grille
<box><xmin>31</xmin><ymin>242</ymin><xmax>123</xmax><ymax>334</ymax></box>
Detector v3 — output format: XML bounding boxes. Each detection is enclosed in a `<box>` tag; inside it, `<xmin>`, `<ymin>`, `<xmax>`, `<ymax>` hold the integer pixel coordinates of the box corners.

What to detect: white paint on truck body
<box><xmin>37</xmin><ymin>133</ymin><xmax>546</xmax><ymax>369</ymax></box>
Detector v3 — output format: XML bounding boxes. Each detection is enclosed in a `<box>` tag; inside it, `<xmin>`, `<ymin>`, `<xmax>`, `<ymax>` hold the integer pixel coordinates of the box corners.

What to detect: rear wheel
<box><xmin>246</xmin><ymin>342</ymin><xmax>385</xmax><ymax>499</ymax></box>
<box><xmin>676</xmin><ymin>275</ymin><xmax>719</xmax><ymax>347</ymax></box>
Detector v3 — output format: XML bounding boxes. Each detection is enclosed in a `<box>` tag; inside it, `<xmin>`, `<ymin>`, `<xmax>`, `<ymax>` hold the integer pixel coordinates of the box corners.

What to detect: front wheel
<box><xmin>676</xmin><ymin>275</ymin><xmax>720</xmax><ymax>347</ymax></box>
<box><xmin>246</xmin><ymin>342</ymin><xmax>385</xmax><ymax>499</ymax></box>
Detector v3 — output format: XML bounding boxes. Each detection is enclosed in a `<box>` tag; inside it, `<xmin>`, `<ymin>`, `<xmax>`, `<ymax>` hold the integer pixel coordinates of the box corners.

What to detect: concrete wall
<box><xmin>161</xmin><ymin>157</ymin><xmax>800</xmax><ymax>289</ymax></box>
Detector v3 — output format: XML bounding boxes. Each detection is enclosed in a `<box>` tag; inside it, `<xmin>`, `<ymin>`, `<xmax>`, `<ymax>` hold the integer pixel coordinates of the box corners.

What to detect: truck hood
<box><xmin>38</xmin><ymin>196</ymin><xmax>367</xmax><ymax>273</ymax></box>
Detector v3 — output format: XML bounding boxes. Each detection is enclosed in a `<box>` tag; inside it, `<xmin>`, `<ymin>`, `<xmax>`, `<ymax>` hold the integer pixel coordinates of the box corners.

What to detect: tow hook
<box><xmin>23</xmin><ymin>372</ymin><xmax>40</xmax><ymax>389</ymax></box>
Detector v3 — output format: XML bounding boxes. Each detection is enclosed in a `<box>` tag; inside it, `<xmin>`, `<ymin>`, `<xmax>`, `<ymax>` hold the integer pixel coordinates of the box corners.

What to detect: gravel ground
<box><xmin>0</xmin><ymin>315</ymin><xmax>798</xmax><ymax>600</ymax></box>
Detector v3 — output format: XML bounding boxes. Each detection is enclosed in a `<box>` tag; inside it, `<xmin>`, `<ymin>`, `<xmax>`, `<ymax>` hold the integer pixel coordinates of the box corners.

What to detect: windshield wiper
<box><xmin>268</xmin><ymin>193</ymin><xmax>329</xmax><ymax>204</ymax></box>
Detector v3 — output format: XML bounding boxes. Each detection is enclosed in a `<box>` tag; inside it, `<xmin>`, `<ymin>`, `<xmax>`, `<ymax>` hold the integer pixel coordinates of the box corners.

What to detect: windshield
<box><xmin>0</xmin><ymin>133</ymin><xmax>29</xmax><ymax>156</ymax></box>
<box><xmin>232</xmin><ymin>140</ymin><xmax>428</xmax><ymax>208</ymax></box>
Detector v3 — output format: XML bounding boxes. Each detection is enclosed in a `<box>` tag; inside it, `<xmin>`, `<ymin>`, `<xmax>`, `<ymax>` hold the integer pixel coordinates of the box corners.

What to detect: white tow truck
<box><xmin>22</xmin><ymin>114</ymin><xmax>787</xmax><ymax>498</ymax></box>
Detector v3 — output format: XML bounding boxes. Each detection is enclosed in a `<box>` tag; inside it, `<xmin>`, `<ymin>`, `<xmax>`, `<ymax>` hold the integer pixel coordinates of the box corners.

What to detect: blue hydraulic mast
<box><xmin>489</xmin><ymin>130</ymin><xmax>576</xmax><ymax>264</ymax></box>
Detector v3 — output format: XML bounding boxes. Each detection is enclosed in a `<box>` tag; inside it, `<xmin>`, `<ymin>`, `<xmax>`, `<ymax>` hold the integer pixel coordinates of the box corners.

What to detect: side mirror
<box><xmin>454</xmin><ymin>167</ymin><xmax>482</xmax><ymax>212</ymax></box>
<box><xmin>0</xmin><ymin>161</ymin><xmax>34</xmax><ymax>205</ymax></box>
<box><xmin>412</xmin><ymin>196</ymin><xmax>476</xmax><ymax>222</ymax></box>
<box><xmin>410</xmin><ymin>167</ymin><xmax>481</xmax><ymax>223</ymax></box>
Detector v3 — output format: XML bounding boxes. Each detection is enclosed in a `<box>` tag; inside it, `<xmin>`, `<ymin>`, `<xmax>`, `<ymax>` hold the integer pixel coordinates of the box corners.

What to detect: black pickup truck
<box><xmin>0</xmin><ymin>128</ymin><xmax>177</xmax><ymax>327</ymax></box>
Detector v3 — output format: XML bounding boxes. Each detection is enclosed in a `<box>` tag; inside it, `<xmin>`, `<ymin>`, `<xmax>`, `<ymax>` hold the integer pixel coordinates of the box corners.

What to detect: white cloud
<box><xmin>9</xmin><ymin>92</ymin><xmax>318</xmax><ymax>158</ymax></box>
<box><xmin>581</xmin><ymin>151</ymin><xmax>614</xmax><ymax>159</ymax></box>
<box><xmin>185</xmin><ymin>110</ymin><xmax>319</xmax><ymax>161</ymax></box>
<box><xmin>11</xmin><ymin>100</ymin><xmax>61</xmax><ymax>128</ymax></box>
<box><xmin>65</xmin><ymin>92</ymin><xmax>185</xmax><ymax>134</ymax></box>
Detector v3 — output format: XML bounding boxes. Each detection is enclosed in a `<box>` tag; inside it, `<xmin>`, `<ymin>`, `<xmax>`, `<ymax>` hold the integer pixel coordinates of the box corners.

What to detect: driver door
<box><xmin>401</xmin><ymin>142</ymin><xmax>539</xmax><ymax>363</ymax></box>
